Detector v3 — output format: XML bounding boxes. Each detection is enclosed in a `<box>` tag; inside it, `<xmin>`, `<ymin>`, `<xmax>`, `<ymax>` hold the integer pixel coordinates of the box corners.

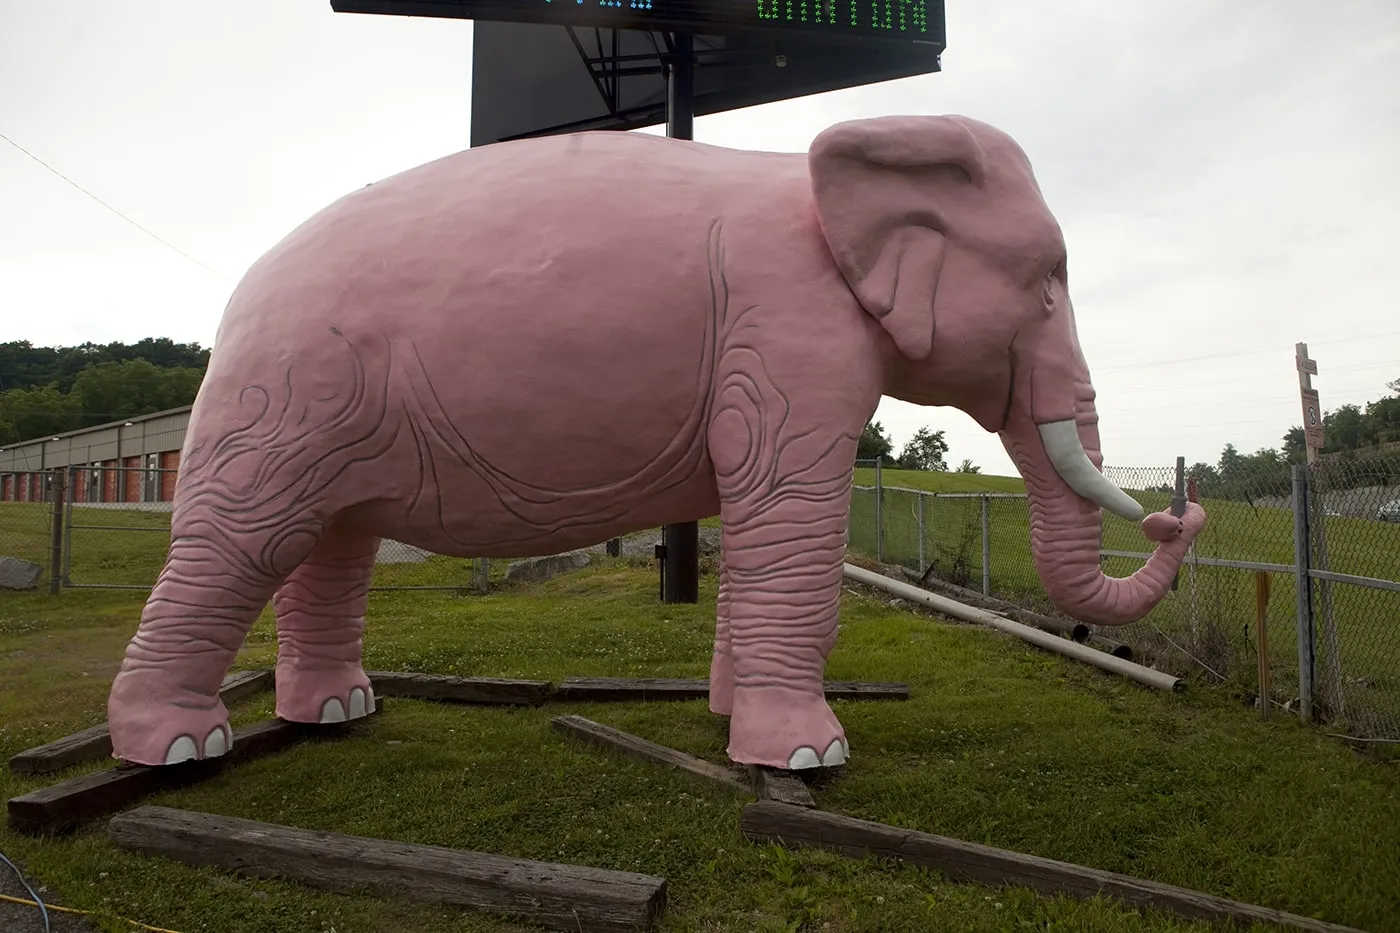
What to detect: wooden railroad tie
<box><xmin>551</xmin><ymin>714</ymin><xmax>751</xmax><ymax>795</ymax></box>
<box><xmin>551</xmin><ymin>677</ymin><xmax>910</xmax><ymax>704</ymax></box>
<box><xmin>741</xmin><ymin>801</ymin><xmax>1370</xmax><ymax>933</ymax></box>
<box><xmin>7</xmin><ymin>702</ymin><xmax>383</xmax><ymax>835</ymax></box>
<box><xmin>367</xmin><ymin>671</ymin><xmax>554</xmax><ymax>706</ymax></box>
<box><xmin>747</xmin><ymin>766</ymin><xmax>816</xmax><ymax>809</ymax></box>
<box><xmin>551</xmin><ymin>714</ymin><xmax>818</xmax><ymax>808</ymax></box>
<box><xmin>13</xmin><ymin>673</ymin><xmax>1357</xmax><ymax>931</ymax></box>
<box><xmin>368</xmin><ymin>672</ymin><xmax>909</xmax><ymax>705</ymax></box>
<box><xmin>15</xmin><ymin>670</ymin><xmax>904</xmax><ymax>777</ymax></box>
<box><xmin>8</xmin><ymin>669</ymin><xmax>273</xmax><ymax>776</ymax></box>
<box><xmin>107</xmin><ymin>805</ymin><xmax>667</xmax><ymax>933</ymax></box>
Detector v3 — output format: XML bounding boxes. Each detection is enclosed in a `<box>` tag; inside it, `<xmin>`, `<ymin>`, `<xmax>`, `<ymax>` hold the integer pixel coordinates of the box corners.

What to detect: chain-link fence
<box><xmin>1306</xmin><ymin>456</ymin><xmax>1400</xmax><ymax>739</ymax></box>
<box><xmin>11</xmin><ymin>455</ymin><xmax>1398</xmax><ymax>738</ymax></box>
<box><xmin>847</xmin><ymin>455</ymin><xmax>1400</xmax><ymax>743</ymax></box>
<box><xmin>0</xmin><ymin>470</ymin><xmax>60</xmax><ymax>593</ymax></box>
<box><xmin>9</xmin><ymin>465</ymin><xmax>492</xmax><ymax>593</ymax></box>
<box><xmin>3</xmin><ymin>466</ymin><xmax>719</xmax><ymax>597</ymax></box>
<box><xmin>1095</xmin><ymin>462</ymin><xmax>1304</xmax><ymax>708</ymax></box>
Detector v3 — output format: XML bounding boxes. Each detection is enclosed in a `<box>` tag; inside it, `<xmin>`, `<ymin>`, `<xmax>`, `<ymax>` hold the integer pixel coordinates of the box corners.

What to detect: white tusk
<box><xmin>1038</xmin><ymin>420</ymin><xmax>1145</xmax><ymax>522</ymax></box>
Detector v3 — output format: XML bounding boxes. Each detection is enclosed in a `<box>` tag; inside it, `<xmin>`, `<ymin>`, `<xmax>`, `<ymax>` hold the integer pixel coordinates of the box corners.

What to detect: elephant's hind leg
<box><xmin>271</xmin><ymin>523</ymin><xmax>379</xmax><ymax>724</ymax></box>
<box><xmin>107</xmin><ymin>516</ymin><xmax>318</xmax><ymax>766</ymax></box>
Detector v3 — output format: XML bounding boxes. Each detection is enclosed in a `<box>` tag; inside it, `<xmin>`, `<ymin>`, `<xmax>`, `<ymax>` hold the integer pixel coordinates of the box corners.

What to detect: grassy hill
<box><xmin>2</xmin><ymin>560</ymin><xmax>1399</xmax><ymax>931</ymax></box>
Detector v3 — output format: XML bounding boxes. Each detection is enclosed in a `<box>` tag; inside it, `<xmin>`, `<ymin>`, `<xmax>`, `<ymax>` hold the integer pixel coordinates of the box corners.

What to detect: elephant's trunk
<box><xmin>1001</xmin><ymin>396</ymin><xmax>1196</xmax><ymax>627</ymax></box>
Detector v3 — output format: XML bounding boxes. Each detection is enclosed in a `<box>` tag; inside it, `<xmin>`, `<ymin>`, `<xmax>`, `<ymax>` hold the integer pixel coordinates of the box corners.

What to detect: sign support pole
<box><xmin>660</xmin><ymin>32</ymin><xmax>700</xmax><ymax>605</ymax></box>
<box><xmin>1294</xmin><ymin>342</ymin><xmax>1342</xmax><ymax>716</ymax></box>
<box><xmin>1295</xmin><ymin>342</ymin><xmax>1323</xmax><ymax>464</ymax></box>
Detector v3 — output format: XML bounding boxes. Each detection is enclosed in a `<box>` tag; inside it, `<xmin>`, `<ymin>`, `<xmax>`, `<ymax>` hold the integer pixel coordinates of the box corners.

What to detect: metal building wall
<box><xmin>0</xmin><ymin>406</ymin><xmax>192</xmax><ymax>501</ymax></box>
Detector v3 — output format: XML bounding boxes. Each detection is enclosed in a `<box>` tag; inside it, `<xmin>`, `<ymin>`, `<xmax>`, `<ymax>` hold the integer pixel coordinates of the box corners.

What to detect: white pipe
<box><xmin>1038</xmin><ymin>420</ymin><xmax>1145</xmax><ymax>522</ymax></box>
<box><xmin>843</xmin><ymin>563</ymin><xmax>1182</xmax><ymax>693</ymax></box>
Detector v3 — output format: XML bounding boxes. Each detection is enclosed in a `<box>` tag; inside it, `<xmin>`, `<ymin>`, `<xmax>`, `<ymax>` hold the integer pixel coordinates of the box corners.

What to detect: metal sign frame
<box><xmin>331</xmin><ymin>0</ymin><xmax>947</xmax><ymax>47</ymax></box>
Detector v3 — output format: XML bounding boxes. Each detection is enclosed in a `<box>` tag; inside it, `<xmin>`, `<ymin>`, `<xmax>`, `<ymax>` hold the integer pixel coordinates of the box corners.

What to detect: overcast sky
<box><xmin>2</xmin><ymin>0</ymin><xmax>1397</xmax><ymax>477</ymax></box>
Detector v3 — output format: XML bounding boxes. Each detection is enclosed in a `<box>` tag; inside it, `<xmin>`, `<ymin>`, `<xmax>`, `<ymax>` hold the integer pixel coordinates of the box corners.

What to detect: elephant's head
<box><xmin>809</xmin><ymin>114</ymin><xmax>1205</xmax><ymax>627</ymax></box>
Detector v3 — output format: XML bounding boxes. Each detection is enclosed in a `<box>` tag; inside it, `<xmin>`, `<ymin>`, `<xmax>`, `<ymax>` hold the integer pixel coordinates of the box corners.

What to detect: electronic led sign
<box><xmin>332</xmin><ymin>0</ymin><xmax>946</xmax><ymax>47</ymax></box>
<box><xmin>468</xmin><ymin>24</ymin><xmax>941</xmax><ymax>145</ymax></box>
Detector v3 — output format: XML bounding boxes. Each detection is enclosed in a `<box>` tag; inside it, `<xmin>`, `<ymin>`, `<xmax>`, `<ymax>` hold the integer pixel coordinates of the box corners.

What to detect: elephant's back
<box><xmin>211</xmin><ymin>132</ymin><xmax>805</xmax><ymax>349</ymax></box>
<box><xmin>190</xmin><ymin>133</ymin><xmax>809</xmax><ymax>497</ymax></box>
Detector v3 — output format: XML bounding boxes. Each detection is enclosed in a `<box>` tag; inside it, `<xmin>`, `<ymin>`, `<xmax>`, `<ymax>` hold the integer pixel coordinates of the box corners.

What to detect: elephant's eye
<box><xmin>1042</xmin><ymin>258</ymin><xmax>1066</xmax><ymax>312</ymax></box>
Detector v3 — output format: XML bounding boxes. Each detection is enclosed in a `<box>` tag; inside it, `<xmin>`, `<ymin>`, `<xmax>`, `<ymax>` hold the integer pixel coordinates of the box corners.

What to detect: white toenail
<box><xmin>822</xmin><ymin>739</ymin><xmax>847</xmax><ymax>766</ymax></box>
<box><xmin>366</xmin><ymin>688</ymin><xmax>376</xmax><ymax>714</ymax></box>
<box><xmin>203</xmin><ymin>727</ymin><xmax>229</xmax><ymax>758</ymax></box>
<box><xmin>787</xmin><ymin>747</ymin><xmax>821</xmax><ymax>770</ymax></box>
<box><xmin>320</xmin><ymin>697</ymin><xmax>347</xmax><ymax>723</ymax></box>
<box><xmin>348</xmin><ymin>687</ymin><xmax>367</xmax><ymax>719</ymax></box>
<box><xmin>164</xmin><ymin>736</ymin><xmax>198</xmax><ymax>765</ymax></box>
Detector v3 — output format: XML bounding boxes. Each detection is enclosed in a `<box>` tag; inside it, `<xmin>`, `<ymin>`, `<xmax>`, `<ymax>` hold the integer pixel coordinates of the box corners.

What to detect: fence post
<box><xmin>48</xmin><ymin>468</ymin><xmax>66</xmax><ymax>594</ymax></box>
<box><xmin>1310</xmin><ymin>474</ymin><xmax>1345</xmax><ymax>719</ymax></box>
<box><xmin>916</xmin><ymin>491</ymin><xmax>926</xmax><ymax>570</ymax></box>
<box><xmin>473</xmin><ymin>557</ymin><xmax>491</xmax><ymax>594</ymax></box>
<box><xmin>980</xmin><ymin>494</ymin><xmax>991</xmax><ymax>596</ymax></box>
<box><xmin>874</xmin><ymin>457</ymin><xmax>883</xmax><ymax>563</ymax></box>
<box><xmin>1292</xmin><ymin>464</ymin><xmax>1315</xmax><ymax>722</ymax></box>
<box><xmin>62</xmin><ymin>465</ymin><xmax>75</xmax><ymax>587</ymax></box>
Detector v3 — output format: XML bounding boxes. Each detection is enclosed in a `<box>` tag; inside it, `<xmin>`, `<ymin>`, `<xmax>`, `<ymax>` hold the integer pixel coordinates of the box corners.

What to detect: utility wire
<box><xmin>0</xmin><ymin>131</ymin><xmax>234</xmax><ymax>286</ymax></box>
<box><xmin>1094</xmin><ymin>330</ymin><xmax>1400</xmax><ymax>374</ymax></box>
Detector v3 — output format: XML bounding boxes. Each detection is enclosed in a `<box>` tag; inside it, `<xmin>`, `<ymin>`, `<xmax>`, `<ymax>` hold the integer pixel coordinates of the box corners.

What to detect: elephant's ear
<box><xmin>809</xmin><ymin>115</ymin><xmax>987</xmax><ymax>360</ymax></box>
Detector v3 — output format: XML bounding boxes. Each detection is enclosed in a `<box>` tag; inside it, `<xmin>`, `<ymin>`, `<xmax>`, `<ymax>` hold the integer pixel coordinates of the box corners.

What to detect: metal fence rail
<box><xmin>847</xmin><ymin>455</ymin><xmax>1400</xmax><ymax>743</ymax></box>
<box><xmin>22</xmin><ymin>466</ymin><xmax>491</xmax><ymax>593</ymax></box>
<box><xmin>2</xmin><ymin>468</ymin><xmax>710</xmax><ymax>598</ymax></box>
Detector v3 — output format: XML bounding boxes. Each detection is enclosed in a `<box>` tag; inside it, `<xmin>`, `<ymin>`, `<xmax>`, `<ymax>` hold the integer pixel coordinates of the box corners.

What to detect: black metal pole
<box><xmin>660</xmin><ymin>32</ymin><xmax>700</xmax><ymax>605</ymax></box>
<box><xmin>666</xmin><ymin>32</ymin><xmax>694</xmax><ymax>140</ymax></box>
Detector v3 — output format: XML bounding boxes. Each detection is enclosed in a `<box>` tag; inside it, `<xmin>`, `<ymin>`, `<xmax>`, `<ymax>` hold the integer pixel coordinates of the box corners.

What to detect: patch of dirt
<box><xmin>0</xmin><ymin>858</ymin><xmax>101</xmax><ymax>932</ymax></box>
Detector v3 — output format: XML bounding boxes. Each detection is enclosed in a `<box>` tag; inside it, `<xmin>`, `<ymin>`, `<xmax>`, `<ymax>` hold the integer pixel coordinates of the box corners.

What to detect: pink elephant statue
<box><xmin>107</xmin><ymin>114</ymin><xmax>1205</xmax><ymax>770</ymax></box>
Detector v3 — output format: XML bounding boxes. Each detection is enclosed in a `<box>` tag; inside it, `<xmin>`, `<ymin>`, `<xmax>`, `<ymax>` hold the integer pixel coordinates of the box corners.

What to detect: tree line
<box><xmin>0</xmin><ymin>340</ymin><xmax>209</xmax><ymax>446</ymax></box>
<box><xmin>857</xmin><ymin>420</ymin><xmax>981</xmax><ymax>474</ymax></box>
<box><xmin>2</xmin><ymin>336</ymin><xmax>1394</xmax><ymax>500</ymax></box>
<box><xmin>856</xmin><ymin>375</ymin><xmax>1397</xmax><ymax>500</ymax></box>
<box><xmin>1182</xmin><ymin>377</ymin><xmax>1398</xmax><ymax>502</ymax></box>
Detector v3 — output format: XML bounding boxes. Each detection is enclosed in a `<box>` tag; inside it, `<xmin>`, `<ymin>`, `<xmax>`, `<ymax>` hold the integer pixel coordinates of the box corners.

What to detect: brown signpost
<box><xmin>1293</xmin><ymin>341</ymin><xmax>1342</xmax><ymax>716</ymax></box>
<box><xmin>1295</xmin><ymin>343</ymin><xmax>1324</xmax><ymax>462</ymax></box>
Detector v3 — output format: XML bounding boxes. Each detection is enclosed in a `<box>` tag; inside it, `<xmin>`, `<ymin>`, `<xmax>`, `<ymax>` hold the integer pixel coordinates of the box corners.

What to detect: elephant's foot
<box><xmin>275</xmin><ymin>662</ymin><xmax>376</xmax><ymax>724</ymax></box>
<box><xmin>709</xmin><ymin>650</ymin><xmax>735</xmax><ymax>716</ymax></box>
<box><xmin>108</xmin><ymin>677</ymin><xmax>234</xmax><ymax>766</ymax></box>
<box><xmin>726</xmin><ymin>685</ymin><xmax>848</xmax><ymax>770</ymax></box>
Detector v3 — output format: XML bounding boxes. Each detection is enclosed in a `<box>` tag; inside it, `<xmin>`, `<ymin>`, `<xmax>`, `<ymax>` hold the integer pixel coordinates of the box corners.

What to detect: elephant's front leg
<box><xmin>710</xmin><ymin>411</ymin><xmax>855</xmax><ymax>770</ymax></box>
<box><xmin>708</xmin><ymin>547</ymin><xmax>734</xmax><ymax>716</ymax></box>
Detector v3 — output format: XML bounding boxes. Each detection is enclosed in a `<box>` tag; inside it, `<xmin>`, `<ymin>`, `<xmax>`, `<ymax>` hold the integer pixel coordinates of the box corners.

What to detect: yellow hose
<box><xmin>0</xmin><ymin>891</ymin><xmax>184</xmax><ymax>933</ymax></box>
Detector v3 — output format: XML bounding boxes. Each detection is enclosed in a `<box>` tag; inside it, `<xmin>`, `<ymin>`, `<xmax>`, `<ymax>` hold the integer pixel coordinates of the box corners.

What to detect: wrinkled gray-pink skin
<box><xmin>107</xmin><ymin>115</ymin><xmax>1204</xmax><ymax>770</ymax></box>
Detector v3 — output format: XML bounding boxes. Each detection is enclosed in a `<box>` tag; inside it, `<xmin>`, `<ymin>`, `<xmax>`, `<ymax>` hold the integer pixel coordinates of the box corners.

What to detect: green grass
<box><xmin>3</xmin><ymin>559</ymin><xmax>1400</xmax><ymax>932</ymax></box>
<box><xmin>851</xmin><ymin>469</ymin><xmax>1400</xmax><ymax>736</ymax></box>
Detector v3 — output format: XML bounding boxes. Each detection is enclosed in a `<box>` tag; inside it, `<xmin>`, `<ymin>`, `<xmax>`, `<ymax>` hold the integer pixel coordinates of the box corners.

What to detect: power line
<box><xmin>1093</xmin><ymin>328</ymin><xmax>1400</xmax><ymax>374</ymax></box>
<box><xmin>1094</xmin><ymin>365</ymin><xmax>1396</xmax><ymax>394</ymax></box>
<box><xmin>0</xmin><ymin>131</ymin><xmax>235</xmax><ymax>286</ymax></box>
